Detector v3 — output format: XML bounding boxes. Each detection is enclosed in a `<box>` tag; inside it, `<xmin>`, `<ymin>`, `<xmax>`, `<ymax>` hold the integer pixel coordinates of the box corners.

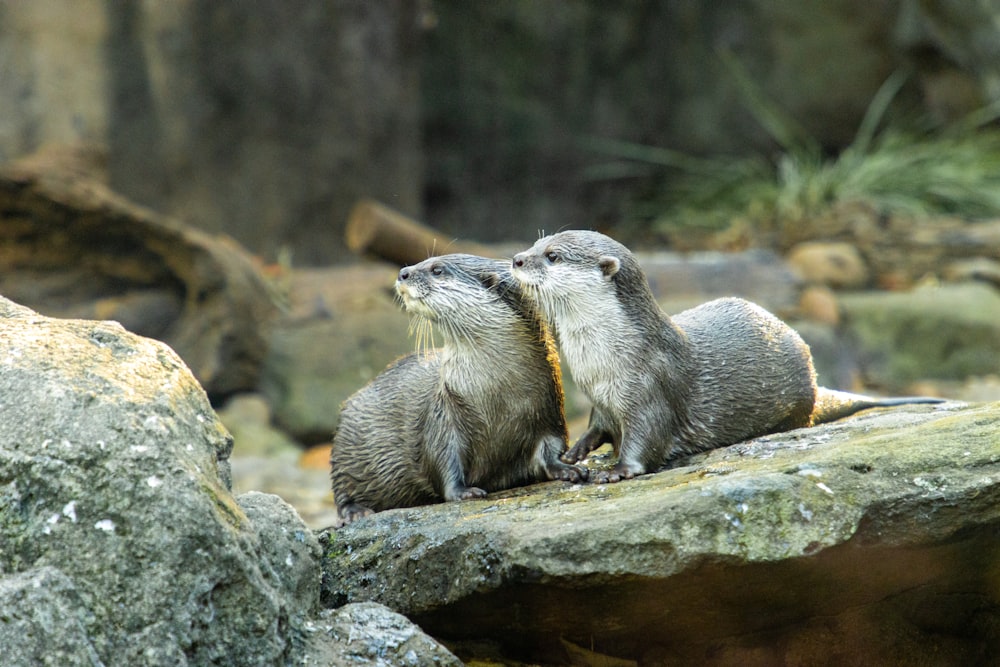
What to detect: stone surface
<box><xmin>321</xmin><ymin>401</ymin><xmax>1000</xmax><ymax>665</ymax></box>
<box><xmin>301</xmin><ymin>603</ymin><xmax>462</xmax><ymax>666</ymax></box>
<box><xmin>786</xmin><ymin>241</ymin><xmax>870</xmax><ymax>288</ymax></box>
<box><xmin>0</xmin><ymin>567</ymin><xmax>103</xmax><ymax>666</ymax></box>
<box><xmin>0</xmin><ymin>297</ymin><xmax>299</xmax><ymax>664</ymax></box>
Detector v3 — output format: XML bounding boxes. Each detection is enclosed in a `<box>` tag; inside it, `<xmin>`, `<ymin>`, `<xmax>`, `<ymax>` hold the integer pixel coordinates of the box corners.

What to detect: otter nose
<box><xmin>398</xmin><ymin>267</ymin><xmax>411</xmax><ymax>281</ymax></box>
<box><xmin>512</xmin><ymin>253</ymin><xmax>527</xmax><ymax>269</ymax></box>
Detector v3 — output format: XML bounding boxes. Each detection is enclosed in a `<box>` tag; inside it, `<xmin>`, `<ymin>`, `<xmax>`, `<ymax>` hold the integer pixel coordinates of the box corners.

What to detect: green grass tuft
<box><xmin>585</xmin><ymin>67</ymin><xmax>1000</xmax><ymax>239</ymax></box>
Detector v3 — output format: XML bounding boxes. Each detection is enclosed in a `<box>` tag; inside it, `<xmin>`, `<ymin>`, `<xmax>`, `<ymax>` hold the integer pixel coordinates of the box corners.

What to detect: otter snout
<box><xmin>512</xmin><ymin>252</ymin><xmax>528</xmax><ymax>269</ymax></box>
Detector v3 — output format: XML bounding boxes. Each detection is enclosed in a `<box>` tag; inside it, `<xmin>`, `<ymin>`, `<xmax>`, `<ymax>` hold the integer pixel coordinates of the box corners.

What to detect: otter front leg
<box><xmin>562</xmin><ymin>407</ymin><xmax>617</xmax><ymax>463</ymax></box>
<box><xmin>592</xmin><ymin>421</ymin><xmax>660</xmax><ymax>484</ymax></box>
<box><xmin>436</xmin><ymin>435</ymin><xmax>487</xmax><ymax>502</ymax></box>
<box><xmin>425</xmin><ymin>405</ymin><xmax>487</xmax><ymax>502</ymax></box>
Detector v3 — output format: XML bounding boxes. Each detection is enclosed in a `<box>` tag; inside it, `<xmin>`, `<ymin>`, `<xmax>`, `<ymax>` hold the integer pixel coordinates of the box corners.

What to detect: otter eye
<box><xmin>430</xmin><ymin>264</ymin><xmax>444</xmax><ymax>276</ymax></box>
<box><xmin>545</xmin><ymin>251</ymin><xmax>560</xmax><ymax>264</ymax></box>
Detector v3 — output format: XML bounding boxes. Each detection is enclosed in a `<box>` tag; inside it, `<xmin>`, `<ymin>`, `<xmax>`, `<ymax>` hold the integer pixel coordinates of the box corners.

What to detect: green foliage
<box><xmin>586</xmin><ymin>65</ymin><xmax>1000</xmax><ymax>237</ymax></box>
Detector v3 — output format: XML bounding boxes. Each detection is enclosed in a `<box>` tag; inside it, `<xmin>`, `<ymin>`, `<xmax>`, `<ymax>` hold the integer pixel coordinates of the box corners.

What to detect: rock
<box><xmin>786</xmin><ymin>241</ymin><xmax>870</xmax><ymax>289</ymax></box>
<box><xmin>301</xmin><ymin>603</ymin><xmax>462</xmax><ymax>666</ymax></box>
<box><xmin>321</xmin><ymin>401</ymin><xmax>1000</xmax><ymax>665</ymax></box>
<box><xmin>942</xmin><ymin>257</ymin><xmax>1000</xmax><ymax>289</ymax></box>
<box><xmin>839</xmin><ymin>283</ymin><xmax>1000</xmax><ymax>389</ymax></box>
<box><xmin>235</xmin><ymin>491</ymin><xmax>322</xmax><ymax>618</ymax></box>
<box><xmin>0</xmin><ymin>296</ymin><xmax>304</xmax><ymax>664</ymax></box>
<box><xmin>797</xmin><ymin>284</ymin><xmax>841</xmax><ymax>326</ymax></box>
<box><xmin>0</xmin><ymin>144</ymin><xmax>278</xmax><ymax>398</ymax></box>
<box><xmin>0</xmin><ymin>567</ymin><xmax>103</xmax><ymax>666</ymax></box>
<box><xmin>231</xmin><ymin>457</ymin><xmax>339</xmax><ymax>531</ymax></box>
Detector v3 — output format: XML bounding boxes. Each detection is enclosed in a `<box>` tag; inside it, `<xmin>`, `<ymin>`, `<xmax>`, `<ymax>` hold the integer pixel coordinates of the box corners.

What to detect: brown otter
<box><xmin>330</xmin><ymin>253</ymin><xmax>587</xmax><ymax>524</ymax></box>
<box><xmin>511</xmin><ymin>230</ymin><xmax>944</xmax><ymax>483</ymax></box>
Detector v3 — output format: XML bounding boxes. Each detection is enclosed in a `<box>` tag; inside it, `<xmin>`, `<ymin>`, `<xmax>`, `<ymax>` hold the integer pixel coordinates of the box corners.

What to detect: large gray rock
<box><xmin>0</xmin><ymin>296</ymin><xmax>458</xmax><ymax>666</ymax></box>
<box><xmin>0</xmin><ymin>296</ymin><xmax>301</xmax><ymax>664</ymax></box>
<box><xmin>321</xmin><ymin>401</ymin><xmax>1000</xmax><ymax>665</ymax></box>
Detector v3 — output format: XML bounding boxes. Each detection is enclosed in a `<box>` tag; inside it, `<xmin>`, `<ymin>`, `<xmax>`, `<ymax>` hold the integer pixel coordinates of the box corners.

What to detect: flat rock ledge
<box><xmin>322</xmin><ymin>402</ymin><xmax>1000</xmax><ymax>665</ymax></box>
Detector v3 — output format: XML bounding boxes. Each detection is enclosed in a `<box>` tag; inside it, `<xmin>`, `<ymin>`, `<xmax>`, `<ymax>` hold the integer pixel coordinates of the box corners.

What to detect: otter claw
<box><xmin>562</xmin><ymin>444</ymin><xmax>590</xmax><ymax>463</ymax></box>
<box><xmin>339</xmin><ymin>503</ymin><xmax>374</xmax><ymax>525</ymax></box>
<box><xmin>549</xmin><ymin>463</ymin><xmax>589</xmax><ymax>483</ymax></box>
<box><xmin>459</xmin><ymin>486</ymin><xmax>488</xmax><ymax>500</ymax></box>
<box><xmin>594</xmin><ymin>464</ymin><xmax>641</xmax><ymax>484</ymax></box>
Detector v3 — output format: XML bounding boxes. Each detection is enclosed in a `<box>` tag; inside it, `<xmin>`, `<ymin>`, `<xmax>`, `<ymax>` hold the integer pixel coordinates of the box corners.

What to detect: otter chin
<box><xmin>512</xmin><ymin>230</ymin><xmax>943</xmax><ymax>484</ymax></box>
<box><xmin>330</xmin><ymin>253</ymin><xmax>587</xmax><ymax>524</ymax></box>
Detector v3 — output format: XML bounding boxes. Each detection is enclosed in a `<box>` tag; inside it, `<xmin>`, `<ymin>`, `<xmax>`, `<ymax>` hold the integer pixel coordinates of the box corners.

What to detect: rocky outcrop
<box><xmin>321</xmin><ymin>401</ymin><xmax>1000</xmax><ymax>665</ymax></box>
<box><xmin>0</xmin><ymin>296</ymin><xmax>457</xmax><ymax>666</ymax></box>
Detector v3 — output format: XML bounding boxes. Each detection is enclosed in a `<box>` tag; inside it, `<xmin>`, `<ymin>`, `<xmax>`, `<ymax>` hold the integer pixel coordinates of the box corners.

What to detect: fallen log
<box><xmin>345</xmin><ymin>199</ymin><xmax>496</xmax><ymax>265</ymax></box>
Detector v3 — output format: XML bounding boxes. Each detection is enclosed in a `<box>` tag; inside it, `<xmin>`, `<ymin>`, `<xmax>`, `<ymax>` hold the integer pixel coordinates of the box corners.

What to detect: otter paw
<box><xmin>458</xmin><ymin>486</ymin><xmax>488</xmax><ymax>500</ymax></box>
<box><xmin>562</xmin><ymin>443</ymin><xmax>591</xmax><ymax>463</ymax></box>
<box><xmin>339</xmin><ymin>503</ymin><xmax>374</xmax><ymax>525</ymax></box>
<box><xmin>594</xmin><ymin>464</ymin><xmax>641</xmax><ymax>484</ymax></box>
<box><xmin>549</xmin><ymin>462</ymin><xmax>589</xmax><ymax>483</ymax></box>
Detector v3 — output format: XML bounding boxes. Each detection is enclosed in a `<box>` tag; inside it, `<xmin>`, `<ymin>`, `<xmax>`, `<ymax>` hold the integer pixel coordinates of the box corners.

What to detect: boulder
<box><xmin>0</xmin><ymin>296</ymin><xmax>455</xmax><ymax>665</ymax></box>
<box><xmin>321</xmin><ymin>401</ymin><xmax>1000</xmax><ymax>665</ymax></box>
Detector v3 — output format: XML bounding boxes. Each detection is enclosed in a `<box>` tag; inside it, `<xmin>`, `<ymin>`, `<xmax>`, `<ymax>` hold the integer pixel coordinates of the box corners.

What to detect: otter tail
<box><xmin>811</xmin><ymin>387</ymin><xmax>946</xmax><ymax>425</ymax></box>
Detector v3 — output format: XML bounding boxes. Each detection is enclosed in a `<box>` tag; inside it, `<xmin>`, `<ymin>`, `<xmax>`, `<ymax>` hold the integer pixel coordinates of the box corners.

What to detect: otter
<box><xmin>330</xmin><ymin>253</ymin><xmax>587</xmax><ymax>524</ymax></box>
<box><xmin>511</xmin><ymin>230</ymin><xmax>944</xmax><ymax>483</ymax></box>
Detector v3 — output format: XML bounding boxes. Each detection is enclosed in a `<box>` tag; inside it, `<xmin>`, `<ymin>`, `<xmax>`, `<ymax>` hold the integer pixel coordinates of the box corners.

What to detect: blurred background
<box><xmin>2</xmin><ymin>0</ymin><xmax>1000</xmax><ymax>526</ymax></box>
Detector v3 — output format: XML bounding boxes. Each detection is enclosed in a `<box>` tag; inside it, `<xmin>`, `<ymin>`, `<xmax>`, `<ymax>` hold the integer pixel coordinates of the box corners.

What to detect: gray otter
<box><xmin>330</xmin><ymin>253</ymin><xmax>587</xmax><ymax>524</ymax></box>
<box><xmin>511</xmin><ymin>230</ymin><xmax>944</xmax><ymax>483</ymax></box>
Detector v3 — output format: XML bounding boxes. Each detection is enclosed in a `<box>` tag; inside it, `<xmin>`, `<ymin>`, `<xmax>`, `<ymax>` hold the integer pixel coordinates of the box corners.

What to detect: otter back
<box><xmin>672</xmin><ymin>297</ymin><xmax>816</xmax><ymax>449</ymax></box>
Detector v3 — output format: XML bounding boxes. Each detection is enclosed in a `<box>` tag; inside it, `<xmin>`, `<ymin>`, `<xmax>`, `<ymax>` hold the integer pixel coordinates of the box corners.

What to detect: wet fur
<box><xmin>512</xmin><ymin>230</ymin><xmax>943</xmax><ymax>482</ymax></box>
<box><xmin>330</xmin><ymin>254</ymin><xmax>584</xmax><ymax>523</ymax></box>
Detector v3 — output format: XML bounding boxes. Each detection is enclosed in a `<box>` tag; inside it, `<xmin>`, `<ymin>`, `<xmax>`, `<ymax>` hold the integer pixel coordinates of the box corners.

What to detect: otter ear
<box><xmin>598</xmin><ymin>256</ymin><xmax>620</xmax><ymax>280</ymax></box>
<box><xmin>481</xmin><ymin>272</ymin><xmax>501</xmax><ymax>289</ymax></box>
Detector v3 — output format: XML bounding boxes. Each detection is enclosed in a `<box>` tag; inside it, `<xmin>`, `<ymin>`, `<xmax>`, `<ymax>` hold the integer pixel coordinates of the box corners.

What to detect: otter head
<box><xmin>511</xmin><ymin>231</ymin><xmax>648</xmax><ymax>323</ymax></box>
<box><xmin>396</xmin><ymin>254</ymin><xmax>531</xmax><ymax>344</ymax></box>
